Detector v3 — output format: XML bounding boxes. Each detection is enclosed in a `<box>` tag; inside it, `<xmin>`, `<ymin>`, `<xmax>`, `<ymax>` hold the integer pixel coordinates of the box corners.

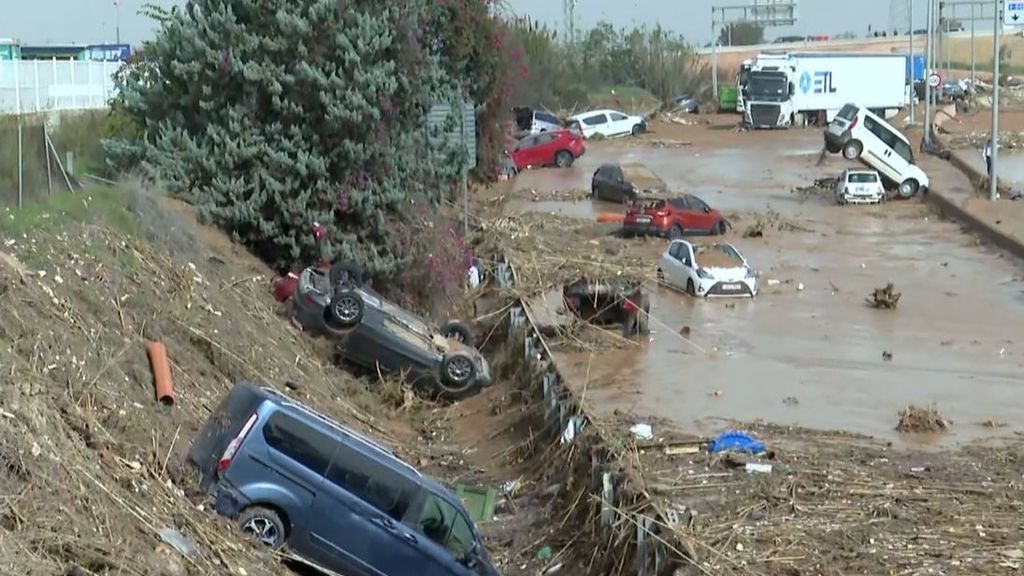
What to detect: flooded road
<box><xmin>515</xmin><ymin>130</ymin><xmax>1024</xmax><ymax>446</ymax></box>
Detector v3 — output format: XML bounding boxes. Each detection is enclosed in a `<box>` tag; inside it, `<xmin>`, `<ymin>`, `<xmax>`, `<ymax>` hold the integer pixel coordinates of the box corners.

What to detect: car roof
<box><xmin>254</xmin><ymin>384</ymin><xmax>423</xmax><ymax>479</ymax></box>
<box><xmin>569</xmin><ymin>108</ymin><xmax>623</xmax><ymax>119</ymax></box>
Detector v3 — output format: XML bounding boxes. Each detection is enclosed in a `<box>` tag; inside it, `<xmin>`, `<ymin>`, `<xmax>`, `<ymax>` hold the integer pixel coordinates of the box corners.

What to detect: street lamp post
<box><xmin>909</xmin><ymin>0</ymin><xmax>915</xmax><ymax>124</ymax></box>
<box><xmin>114</xmin><ymin>1</ymin><xmax>121</xmax><ymax>44</ymax></box>
<box><xmin>990</xmin><ymin>0</ymin><xmax>1001</xmax><ymax>201</ymax></box>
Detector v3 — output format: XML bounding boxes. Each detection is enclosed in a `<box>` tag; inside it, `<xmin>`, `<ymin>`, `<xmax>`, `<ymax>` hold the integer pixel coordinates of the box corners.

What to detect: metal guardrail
<box><xmin>492</xmin><ymin>257</ymin><xmax>672</xmax><ymax>575</ymax></box>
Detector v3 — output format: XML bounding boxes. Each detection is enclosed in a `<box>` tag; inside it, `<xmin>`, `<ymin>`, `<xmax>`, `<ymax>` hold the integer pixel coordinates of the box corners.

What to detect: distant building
<box><xmin>0</xmin><ymin>38</ymin><xmax>20</xmax><ymax>60</ymax></box>
<box><xmin>19</xmin><ymin>44</ymin><xmax>131</xmax><ymax>62</ymax></box>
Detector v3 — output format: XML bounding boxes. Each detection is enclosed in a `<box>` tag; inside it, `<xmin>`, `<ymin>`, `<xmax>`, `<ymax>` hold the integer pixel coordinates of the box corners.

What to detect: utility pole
<box><xmin>971</xmin><ymin>1</ymin><xmax>976</xmax><ymax>80</ymax></box>
<box><xmin>114</xmin><ymin>1</ymin><xmax>122</xmax><ymax>44</ymax></box>
<box><xmin>909</xmin><ymin>0</ymin><xmax>916</xmax><ymax>124</ymax></box>
<box><xmin>989</xmin><ymin>0</ymin><xmax>1001</xmax><ymax>201</ymax></box>
<box><xmin>924</xmin><ymin>0</ymin><xmax>934</xmax><ymax>146</ymax></box>
<box><xmin>711</xmin><ymin>7</ymin><xmax>719</xmax><ymax>99</ymax></box>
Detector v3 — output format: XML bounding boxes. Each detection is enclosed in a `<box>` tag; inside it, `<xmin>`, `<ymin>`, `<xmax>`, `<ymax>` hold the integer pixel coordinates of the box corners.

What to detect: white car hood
<box><xmin>702</xmin><ymin>266</ymin><xmax>748</xmax><ymax>282</ymax></box>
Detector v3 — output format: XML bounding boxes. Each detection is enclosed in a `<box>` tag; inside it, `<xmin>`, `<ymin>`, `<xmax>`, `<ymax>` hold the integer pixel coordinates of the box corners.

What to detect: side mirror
<box><xmin>703</xmin><ymin>206</ymin><xmax>711</xmax><ymax>213</ymax></box>
<box><xmin>461</xmin><ymin>543</ymin><xmax>481</xmax><ymax>568</ymax></box>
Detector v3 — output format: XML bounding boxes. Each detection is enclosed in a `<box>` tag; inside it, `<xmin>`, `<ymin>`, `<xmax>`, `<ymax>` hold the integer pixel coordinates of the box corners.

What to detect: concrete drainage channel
<box><xmin>488</xmin><ymin>255</ymin><xmax>681</xmax><ymax>576</ymax></box>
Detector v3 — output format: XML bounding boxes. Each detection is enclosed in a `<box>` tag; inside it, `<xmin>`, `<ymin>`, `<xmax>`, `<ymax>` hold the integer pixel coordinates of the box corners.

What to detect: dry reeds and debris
<box><xmin>742</xmin><ymin>207</ymin><xmax>814</xmax><ymax>235</ymax></box>
<box><xmin>625</xmin><ymin>422</ymin><xmax>1021</xmax><ymax>575</ymax></box>
<box><xmin>476</xmin><ymin>213</ymin><xmax>655</xmax><ymax>297</ymax></box>
<box><xmin>867</xmin><ymin>282</ymin><xmax>901</xmax><ymax>309</ymax></box>
<box><xmin>896</xmin><ymin>403</ymin><xmax>951</xmax><ymax>433</ymax></box>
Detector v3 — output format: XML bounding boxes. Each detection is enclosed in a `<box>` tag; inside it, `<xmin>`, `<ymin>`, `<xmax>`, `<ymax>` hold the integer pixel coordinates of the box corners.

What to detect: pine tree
<box><xmin>109</xmin><ymin>0</ymin><xmax>465</xmax><ymax>275</ymax></box>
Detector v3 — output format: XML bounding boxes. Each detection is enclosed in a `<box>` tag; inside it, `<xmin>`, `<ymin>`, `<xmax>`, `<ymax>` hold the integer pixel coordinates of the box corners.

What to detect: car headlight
<box><xmin>696</xmin><ymin>268</ymin><xmax>712</xmax><ymax>279</ymax></box>
<box><xmin>745</xmin><ymin>266</ymin><xmax>756</xmax><ymax>279</ymax></box>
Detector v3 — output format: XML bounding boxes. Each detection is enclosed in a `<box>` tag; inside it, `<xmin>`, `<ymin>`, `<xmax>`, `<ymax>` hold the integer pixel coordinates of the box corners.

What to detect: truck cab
<box><xmin>743</xmin><ymin>66</ymin><xmax>795</xmax><ymax>128</ymax></box>
<box><xmin>735</xmin><ymin>59</ymin><xmax>753</xmax><ymax>113</ymax></box>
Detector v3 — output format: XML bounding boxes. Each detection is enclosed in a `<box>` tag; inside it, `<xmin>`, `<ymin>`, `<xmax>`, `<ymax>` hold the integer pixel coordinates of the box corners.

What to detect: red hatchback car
<box><xmin>621</xmin><ymin>194</ymin><xmax>728</xmax><ymax>238</ymax></box>
<box><xmin>508</xmin><ymin>129</ymin><xmax>585</xmax><ymax>170</ymax></box>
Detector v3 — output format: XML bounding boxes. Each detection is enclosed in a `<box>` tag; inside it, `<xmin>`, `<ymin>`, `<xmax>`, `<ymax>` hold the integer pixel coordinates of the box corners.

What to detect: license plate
<box><xmin>721</xmin><ymin>283</ymin><xmax>741</xmax><ymax>290</ymax></box>
<box><xmin>635</xmin><ymin>216</ymin><xmax>651</xmax><ymax>223</ymax></box>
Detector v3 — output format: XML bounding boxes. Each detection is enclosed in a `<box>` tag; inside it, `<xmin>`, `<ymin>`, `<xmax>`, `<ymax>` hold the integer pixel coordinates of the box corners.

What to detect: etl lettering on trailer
<box><xmin>799</xmin><ymin>71</ymin><xmax>836</xmax><ymax>95</ymax></box>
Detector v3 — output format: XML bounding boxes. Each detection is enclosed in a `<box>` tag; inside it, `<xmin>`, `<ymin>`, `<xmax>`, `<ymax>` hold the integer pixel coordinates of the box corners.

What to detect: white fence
<box><xmin>0</xmin><ymin>58</ymin><xmax>121</xmax><ymax>115</ymax></box>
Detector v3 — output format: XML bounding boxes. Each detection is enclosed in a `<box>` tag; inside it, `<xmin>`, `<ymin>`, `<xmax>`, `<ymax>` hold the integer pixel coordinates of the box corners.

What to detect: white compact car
<box><xmin>567</xmin><ymin>109</ymin><xmax>647</xmax><ymax>139</ymax></box>
<box><xmin>835</xmin><ymin>168</ymin><xmax>886</xmax><ymax>205</ymax></box>
<box><xmin>657</xmin><ymin>240</ymin><xmax>758</xmax><ymax>298</ymax></box>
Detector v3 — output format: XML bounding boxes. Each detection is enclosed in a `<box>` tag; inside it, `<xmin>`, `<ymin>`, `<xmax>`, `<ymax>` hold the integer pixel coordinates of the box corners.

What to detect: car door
<box><xmin>530</xmin><ymin>132</ymin><xmax>558</xmax><ymax>166</ymax></box>
<box><xmin>666</xmin><ymin>197</ymin><xmax>695</xmax><ymax>232</ymax></box>
<box><xmin>410</xmin><ymin>493</ymin><xmax>480</xmax><ymax>576</ymax></box>
<box><xmin>511</xmin><ymin>135</ymin><xmax>540</xmax><ymax>169</ymax></box>
<box><xmin>685</xmin><ymin>195</ymin><xmax>717</xmax><ymax>232</ymax></box>
<box><xmin>609</xmin><ymin>165</ymin><xmax>632</xmax><ymax>202</ymax></box>
<box><xmin>860</xmin><ymin>116</ymin><xmax>901</xmax><ymax>182</ymax></box>
<box><xmin>580</xmin><ymin>112</ymin><xmax>610</xmax><ymax>138</ymax></box>
<box><xmin>662</xmin><ymin>242</ymin><xmax>687</xmax><ymax>289</ymax></box>
<box><xmin>607</xmin><ymin>111</ymin><xmax>632</xmax><ymax>136</ymax></box>
<box><xmin>675</xmin><ymin>241</ymin><xmax>697</xmax><ymax>286</ymax></box>
<box><xmin>310</xmin><ymin>442</ymin><xmax>422</xmax><ymax>576</ymax></box>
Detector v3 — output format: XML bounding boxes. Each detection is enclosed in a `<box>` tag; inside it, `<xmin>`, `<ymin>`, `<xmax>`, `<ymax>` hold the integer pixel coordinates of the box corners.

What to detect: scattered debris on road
<box><xmin>867</xmin><ymin>282</ymin><xmax>901</xmax><ymax>309</ymax></box>
<box><xmin>896</xmin><ymin>403</ymin><xmax>951</xmax><ymax>433</ymax></box>
<box><xmin>647</xmin><ymin>139</ymin><xmax>692</xmax><ymax>148</ymax></box>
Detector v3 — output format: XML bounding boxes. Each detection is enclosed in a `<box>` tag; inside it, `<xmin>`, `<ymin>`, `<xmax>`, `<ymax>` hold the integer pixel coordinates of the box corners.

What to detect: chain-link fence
<box><xmin>0</xmin><ymin>118</ymin><xmax>80</xmax><ymax>209</ymax></box>
<box><xmin>0</xmin><ymin>58</ymin><xmax>120</xmax><ymax>115</ymax></box>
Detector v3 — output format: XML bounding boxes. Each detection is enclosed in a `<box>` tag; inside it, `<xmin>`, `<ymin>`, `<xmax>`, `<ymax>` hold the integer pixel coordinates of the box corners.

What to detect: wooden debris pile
<box><xmin>896</xmin><ymin>403</ymin><xmax>951</xmax><ymax>433</ymax></box>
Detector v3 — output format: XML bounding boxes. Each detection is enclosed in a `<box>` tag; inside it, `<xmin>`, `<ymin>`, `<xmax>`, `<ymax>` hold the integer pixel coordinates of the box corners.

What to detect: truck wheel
<box><xmin>842</xmin><ymin>141</ymin><xmax>863</xmax><ymax>160</ymax></box>
<box><xmin>897</xmin><ymin>179</ymin><xmax>920</xmax><ymax>199</ymax></box>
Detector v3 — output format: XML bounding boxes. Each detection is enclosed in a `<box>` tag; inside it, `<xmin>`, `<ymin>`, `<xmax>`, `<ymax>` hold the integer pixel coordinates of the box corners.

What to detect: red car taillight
<box><xmin>848</xmin><ymin>114</ymin><xmax>859</xmax><ymax>130</ymax></box>
<box><xmin>654</xmin><ymin>209</ymin><xmax>669</xmax><ymax>218</ymax></box>
<box><xmin>217</xmin><ymin>412</ymin><xmax>259</xmax><ymax>473</ymax></box>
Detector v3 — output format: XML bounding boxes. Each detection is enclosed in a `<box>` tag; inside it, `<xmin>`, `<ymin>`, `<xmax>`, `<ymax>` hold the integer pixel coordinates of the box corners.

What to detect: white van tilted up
<box><xmin>823</xmin><ymin>104</ymin><xmax>929</xmax><ymax>199</ymax></box>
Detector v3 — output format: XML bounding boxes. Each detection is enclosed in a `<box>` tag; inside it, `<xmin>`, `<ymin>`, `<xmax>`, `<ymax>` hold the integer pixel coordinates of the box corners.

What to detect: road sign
<box><xmin>928</xmin><ymin>73</ymin><xmax>942</xmax><ymax>88</ymax></box>
<box><xmin>427</xmin><ymin>101</ymin><xmax>477</xmax><ymax>169</ymax></box>
<box><xmin>1008</xmin><ymin>0</ymin><xmax>1024</xmax><ymax>25</ymax></box>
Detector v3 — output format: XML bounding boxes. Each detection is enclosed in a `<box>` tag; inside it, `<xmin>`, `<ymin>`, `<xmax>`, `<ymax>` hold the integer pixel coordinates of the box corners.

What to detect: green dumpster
<box><xmin>718</xmin><ymin>86</ymin><xmax>738</xmax><ymax>113</ymax></box>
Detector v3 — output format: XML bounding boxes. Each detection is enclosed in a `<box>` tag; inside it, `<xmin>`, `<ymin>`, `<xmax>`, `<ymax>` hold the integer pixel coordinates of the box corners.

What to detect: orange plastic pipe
<box><xmin>146</xmin><ymin>341</ymin><xmax>175</xmax><ymax>406</ymax></box>
<box><xmin>596</xmin><ymin>212</ymin><xmax>625</xmax><ymax>224</ymax></box>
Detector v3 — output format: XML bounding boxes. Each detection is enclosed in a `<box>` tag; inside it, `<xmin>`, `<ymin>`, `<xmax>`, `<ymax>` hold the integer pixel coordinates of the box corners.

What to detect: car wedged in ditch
<box><xmin>291</xmin><ymin>266</ymin><xmax>491</xmax><ymax>401</ymax></box>
<box><xmin>562</xmin><ymin>277</ymin><xmax>651</xmax><ymax>337</ymax></box>
<box><xmin>187</xmin><ymin>382</ymin><xmax>500</xmax><ymax>576</ymax></box>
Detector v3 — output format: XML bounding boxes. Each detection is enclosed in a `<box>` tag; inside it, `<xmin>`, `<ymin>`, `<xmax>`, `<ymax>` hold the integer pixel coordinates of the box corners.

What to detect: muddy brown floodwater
<box><xmin>511</xmin><ymin>125</ymin><xmax>1024</xmax><ymax>447</ymax></box>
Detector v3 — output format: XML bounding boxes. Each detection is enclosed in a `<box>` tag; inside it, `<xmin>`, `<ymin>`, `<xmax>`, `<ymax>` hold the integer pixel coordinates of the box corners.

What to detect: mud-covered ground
<box><xmin>475</xmin><ymin>114</ymin><xmax>1024</xmax><ymax>574</ymax></box>
<box><xmin>489</xmin><ymin>117</ymin><xmax>1024</xmax><ymax>447</ymax></box>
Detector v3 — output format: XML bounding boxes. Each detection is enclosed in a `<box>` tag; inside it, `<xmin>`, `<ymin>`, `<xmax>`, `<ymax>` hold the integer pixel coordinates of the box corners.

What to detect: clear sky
<box><xmin>3</xmin><ymin>0</ymin><xmax>1001</xmax><ymax>47</ymax></box>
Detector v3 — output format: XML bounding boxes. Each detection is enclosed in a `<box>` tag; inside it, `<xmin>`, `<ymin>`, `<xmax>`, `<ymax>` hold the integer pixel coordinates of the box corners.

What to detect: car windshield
<box><xmin>694</xmin><ymin>244</ymin><xmax>744</xmax><ymax>268</ymax></box>
<box><xmin>847</xmin><ymin>172</ymin><xmax>878</xmax><ymax>183</ymax></box>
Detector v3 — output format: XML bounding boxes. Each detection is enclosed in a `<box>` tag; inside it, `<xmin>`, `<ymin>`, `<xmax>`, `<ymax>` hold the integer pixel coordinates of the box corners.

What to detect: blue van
<box><xmin>186</xmin><ymin>382</ymin><xmax>500</xmax><ymax>576</ymax></box>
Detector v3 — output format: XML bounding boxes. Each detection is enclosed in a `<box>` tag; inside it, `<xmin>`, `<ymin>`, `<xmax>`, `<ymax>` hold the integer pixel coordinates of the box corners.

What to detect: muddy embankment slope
<box><xmin>0</xmin><ymin>184</ymin><xmax>519</xmax><ymax>575</ymax></box>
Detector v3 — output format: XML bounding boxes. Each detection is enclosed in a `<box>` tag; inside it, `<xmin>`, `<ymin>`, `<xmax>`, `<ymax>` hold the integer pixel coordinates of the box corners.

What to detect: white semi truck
<box><xmin>742</xmin><ymin>51</ymin><xmax>909</xmax><ymax>129</ymax></box>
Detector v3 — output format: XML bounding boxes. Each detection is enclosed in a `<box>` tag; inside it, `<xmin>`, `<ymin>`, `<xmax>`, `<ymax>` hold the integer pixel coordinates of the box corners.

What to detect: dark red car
<box><xmin>621</xmin><ymin>194</ymin><xmax>728</xmax><ymax>239</ymax></box>
<box><xmin>508</xmin><ymin>129</ymin><xmax>585</xmax><ymax>170</ymax></box>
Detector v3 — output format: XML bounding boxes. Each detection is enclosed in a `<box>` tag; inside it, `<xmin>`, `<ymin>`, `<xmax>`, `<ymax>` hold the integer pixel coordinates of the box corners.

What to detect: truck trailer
<box><xmin>742</xmin><ymin>52</ymin><xmax>909</xmax><ymax>129</ymax></box>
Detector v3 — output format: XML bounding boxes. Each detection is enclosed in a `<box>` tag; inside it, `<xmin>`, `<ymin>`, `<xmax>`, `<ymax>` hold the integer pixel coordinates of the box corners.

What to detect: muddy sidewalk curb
<box><xmin>925</xmin><ymin>108</ymin><xmax>1024</xmax><ymax>260</ymax></box>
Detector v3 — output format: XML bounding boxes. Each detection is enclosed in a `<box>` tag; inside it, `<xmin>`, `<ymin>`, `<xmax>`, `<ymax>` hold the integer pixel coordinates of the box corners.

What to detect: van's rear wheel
<box><xmin>842</xmin><ymin>141</ymin><xmax>863</xmax><ymax>160</ymax></box>
<box><xmin>897</xmin><ymin>179</ymin><xmax>920</xmax><ymax>199</ymax></box>
<box><xmin>240</xmin><ymin>507</ymin><xmax>287</xmax><ymax>550</ymax></box>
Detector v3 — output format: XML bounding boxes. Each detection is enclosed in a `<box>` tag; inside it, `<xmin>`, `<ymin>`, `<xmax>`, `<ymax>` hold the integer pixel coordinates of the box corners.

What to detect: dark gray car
<box><xmin>187</xmin><ymin>382</ymin><xmax>499</xmax><ymax>576</ymax></box>
<box><xmin>291</xmin><ymin>267</ymin><xmax>491</xmax><ymax>401</ymax></box>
